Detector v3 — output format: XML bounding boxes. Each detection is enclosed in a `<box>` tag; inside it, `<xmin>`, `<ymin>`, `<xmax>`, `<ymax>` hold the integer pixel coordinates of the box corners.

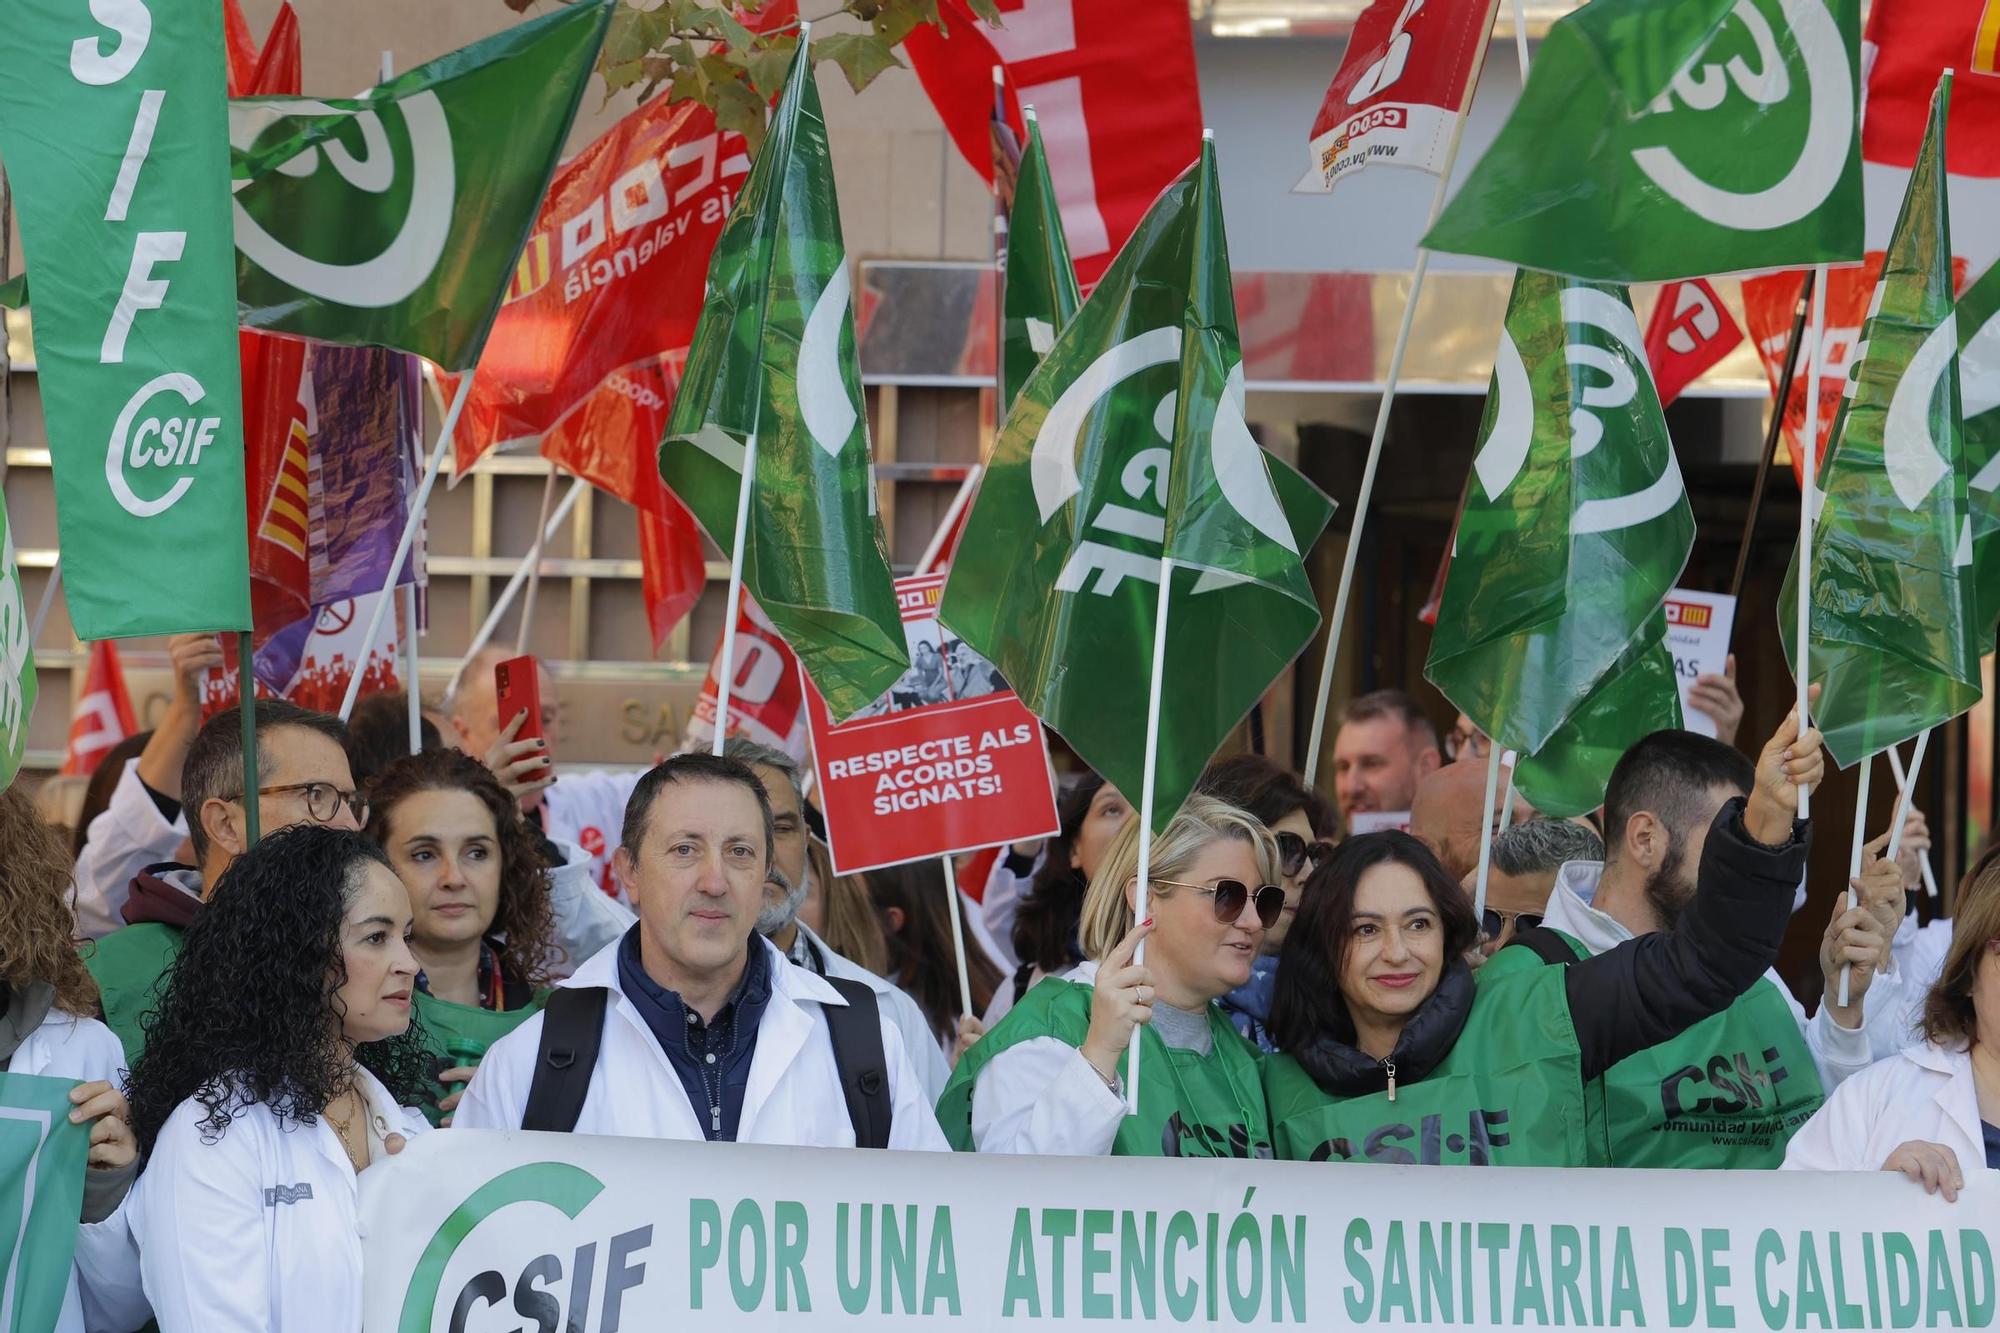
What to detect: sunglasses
<box><xmin>1275</xmin><ymin>831</ymin><xmax>1334</xmax><ymax>879</ymax></box>
<box><xmin>1481</xmin><ymin>907</ymin><xmax>1542</xmax><ymax>940</ymax></box>
<box><xmin>1153</xmin><ymin>878</ymin><xmax>1286</xmax><ymax>929</ymax></box>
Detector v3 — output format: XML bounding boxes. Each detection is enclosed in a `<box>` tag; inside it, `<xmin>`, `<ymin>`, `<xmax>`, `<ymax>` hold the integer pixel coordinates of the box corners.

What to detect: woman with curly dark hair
<box><xmin>364</xmin><ymin>748</ymin><xmax>557</xmax><ymax>1123</ymax></box>
<box><xmin>125</xmin><ymin>824</ymin><xmax>430</xmax><ymax>1332</ymax></box>
<box><xmin>0</xmin><ymin>788</ymin><xmax>146</xmax><ymax>1332</ymax></box>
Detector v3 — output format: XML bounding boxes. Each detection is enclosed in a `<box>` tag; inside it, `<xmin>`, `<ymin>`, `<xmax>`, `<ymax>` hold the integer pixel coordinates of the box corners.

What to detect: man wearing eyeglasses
<box><xmin>87</xmin><ymin>701</ymin><xmax>363</xmax><ymax>1061</ymax></box>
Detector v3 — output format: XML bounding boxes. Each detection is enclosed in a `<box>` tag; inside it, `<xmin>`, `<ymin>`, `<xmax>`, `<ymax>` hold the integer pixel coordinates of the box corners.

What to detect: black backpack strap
<box><xmin>1508</xmin><ymin>926</ymin><xmax>1582</xmax><ymax>968</ymax></box>
<box><xmin>822</xmin><ymin>977</ymin><xmax>893</xmax><ymax>1149</ymax></box>
<box><xmin>522</xmin><ymin>986</ymin><xmax>610</xmax><ymax>1133</ymax></box>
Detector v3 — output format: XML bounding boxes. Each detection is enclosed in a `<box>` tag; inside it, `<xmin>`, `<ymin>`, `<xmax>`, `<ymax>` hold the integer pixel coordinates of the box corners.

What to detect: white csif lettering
<box><xmin>101</xmin><ymin>231</ymin><xmax>184</xmax><ymax>365</ymax></box>
<box><xmin>104</xmin><ymin>374</ymin><xmax>217</xmax><ymax>519</ymax></box>
<box><xmin>71</xmin><ymin>0</ymin><xmax>151</xmax><ymax>86</ymax></box>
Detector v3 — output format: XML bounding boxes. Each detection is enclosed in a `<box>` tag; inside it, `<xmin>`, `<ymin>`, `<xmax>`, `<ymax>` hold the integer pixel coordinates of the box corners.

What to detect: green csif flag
<box><xmin>1424</xmin><ymin>0</ymin><xmax>1862</xmax><ymax>282</ymax></box>
<box><xmin>1002</xmin><ymin>112</ymin><xmax>1081</xmax><ymax>410</ymax></box>
<box><xmin>0</xmin><ymin>0</ymin><xmax>252</xmax><ymax>640</ymax></box>
<box><xmin>1958</xmin><ymin>256</ymin><xmax>2000</xmax><ymax>639</ymax></box>
<box><xmin>942</xmin><ymin>137</ymin><xmax>1335</xmax><ymax>833</ymax></box>
<box><xmin>0</xmin><ymin>1071</ymin><xmax>91</xmax><ymax>1333</ymax></box>
<box><xmin>230</xmin><ymin>0</ymin><xmax>611</xmax><ymax>370</ymax></box>
<box><xmin>659</xmin><ymin>39</ymin><xmax>907</xmax><ymax>722</ymax></box>
<box><xmin>0</xmin><ymin>503</ymin><xmax>34</xmax><ymax>793</ymax></box>
<box><xmin>1426</xmin><ymin>270</ymin><xmax>1693</xmax><ymax>817</ymax></box>
<box><xmin>1780</xmin><ymin>76</ymin><xmax>1977</xmax><ymax>769</ymax></box>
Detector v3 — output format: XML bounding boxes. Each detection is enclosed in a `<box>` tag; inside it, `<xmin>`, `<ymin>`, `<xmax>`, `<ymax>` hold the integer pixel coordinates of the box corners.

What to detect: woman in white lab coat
<box><xmin>124</xmin><ymin>825</ymin><xmax>433</xmax><ymax>1332</ymax></box>
<box><xmin>0</xmin><ymin>789</ymin><xmax>147</xmax><ymax>1332</ymax></box>
<box><xmin>1784</xmin><ymin>845</ymin><xmax>2000</xmax><ymax>1198</ymax></box>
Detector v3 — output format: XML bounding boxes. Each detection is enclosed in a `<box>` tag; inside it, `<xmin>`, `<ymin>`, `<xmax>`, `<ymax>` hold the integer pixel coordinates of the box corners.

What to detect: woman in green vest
<box><xmin>1264</xmin><ymin>712</ymin><xmax>1821</xmax><ymax>1165</ymax></box>
<box><xmin>364</xmin><ymin>749</ymin><xmax>557</xmax><ymax>1124</ymax></box>
<box><xmin>938</xmin><ymin>794</ymin><xmax>1282</xmax><ymax>1158</ymax></box>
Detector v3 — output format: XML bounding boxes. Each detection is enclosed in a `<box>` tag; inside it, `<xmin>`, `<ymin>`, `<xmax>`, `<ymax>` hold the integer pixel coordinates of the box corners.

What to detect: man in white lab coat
<box><xmin>455</xmin><ymin>753</ymin><xmax>946</xmax><ymax>1149</ymax></box>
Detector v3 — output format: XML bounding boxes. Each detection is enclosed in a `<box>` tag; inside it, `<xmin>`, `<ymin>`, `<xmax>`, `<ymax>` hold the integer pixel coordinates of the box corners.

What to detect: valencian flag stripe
<box><xmin>942</xmin><ymin>137</ymin><xmax>1334</xmax><ymax>834</ymax></box>
<box><xmin>659</xmin><ymin>38</ymin><xmax>908</xmax><ymax>722</ymax></box>
<box><xmin>1426</xmin><ymin>270</ymin><xmax>1694</xmax><ymax>818</ymax></box>
<box><xmin>230</xmin><ymin>0</ymin><xmax>612</xmax><ymax>370</ymax></box>
<box><xmin>1423</xmin><ymin>0</ymin><xmax>1864</xmax><ymax>282</ymax></box>
<box><xmin>1779</xmin><ymin>77</ymin><xmax>1980</xmax><ymax>769</ymax></box>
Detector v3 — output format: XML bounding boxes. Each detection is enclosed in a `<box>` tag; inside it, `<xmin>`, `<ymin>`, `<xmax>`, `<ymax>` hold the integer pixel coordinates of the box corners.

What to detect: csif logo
<box><xmin>1630</xmin><ymin>0</ymin><xmax>1853</xmax><ymax>233</ymax></box>
<box><xmin>230</xmin><ymin>92</ymin><xmax>456</xmax><ymax>309</ymax></box>
<box><xmin>1659</xmin><ymin>1046</ymin><xmax>1792</xmax><ymax>1120</ymax></box>
<box><xmin>399</xmin><ymin>1161</ymin><xmax>655</xmax><ymax>1333</ymax></box>
<box><xmin>1308</xmin><ymin>1108</ymin><xmax>1514</xmax><ymax>1165</ymax></box>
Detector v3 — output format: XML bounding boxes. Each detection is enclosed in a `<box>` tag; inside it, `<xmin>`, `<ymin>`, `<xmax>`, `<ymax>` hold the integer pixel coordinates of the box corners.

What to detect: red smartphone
<box><xmin>494</xmin><ymin>655</ymin><xmax>546</xmax><ymax>749</ymax></box>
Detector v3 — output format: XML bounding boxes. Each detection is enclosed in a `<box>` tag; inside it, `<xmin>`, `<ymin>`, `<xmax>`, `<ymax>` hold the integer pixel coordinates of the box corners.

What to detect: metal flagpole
<box><xmin>1126</xmin><ymin>553</ymin><xmax>1175</xmax><ymax>1116</ymax></box>
<box><xmin>1839</xmin><ymin>755</ymin><xmax>1872</xmax><ymax>1007</ymax></box>
<box><xmin>515</xmin><ymin>466</ymin><xmax>563</xmax><ymax>655</ymax></box>
<box><xmin>340</xmin><ymin>373</ymin><xmax>476</xmax><ymax>721</ymax></box>
<box><xmin>711</xmin><ymin>435</ymin><xmax>758</xmax><ymax>757</ymax></box>
<box><xmin>1302</xmin><ymin>0</ymin><xmax>1507</xmax><ymax>788</ymax></box>
<box><xmin>1794</xmin><ymin>271</ymin><xmax>1828</xmax><ymax>817</ymax></box>
<box><xmin>451</xmin><ymin>479</ymin><xmax>587</xmax><ymax>698</ymax></box>
<box><xmin>401</xmin><ymin>582</ymin><xmax>422</xmax><ymax>752</ymax></box>
<box><xmin>238</xmin><ymin>631</ymin><xmax>260</xmax><ymax>845</ymax></box>
<box><xmin>1885</xmin><ymin>737</ymin><xmax>1940</xmax><ymax>897</ymax></box>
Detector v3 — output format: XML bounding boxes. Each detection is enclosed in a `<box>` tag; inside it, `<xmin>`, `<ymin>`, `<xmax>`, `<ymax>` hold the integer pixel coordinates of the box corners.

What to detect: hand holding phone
<box><xmin>490</xmin><ymin>655</ymin><xmax>553</xmax><ymax>811</ymax></box>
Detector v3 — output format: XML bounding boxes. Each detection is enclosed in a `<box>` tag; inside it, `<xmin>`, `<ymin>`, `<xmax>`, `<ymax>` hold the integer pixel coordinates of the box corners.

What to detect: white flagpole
<box><xmin>914</xmin><ymin>466</ymin><xmax>983</xmax><ymax>577</ymax></box>
<box><xmin>1470</xmin><ymin>741</ymin><xmax>1504</xmax><ymax>922</ymax></box>
<box><xmin>515</xmin><ymin>466</ymin><xmax>564</xmax><ymax>655</ymax></box>
<box><xmin>711</xmin><ymin>436</ymin><xmax>758</xmax><ymax>757</ymax></box>
<box><xmin>1839</xmin><ymin>754</ymin><xmax>1872</xmax><ymax>1007</ymax></box>
<box><xmin>1885</xmin><ymin>736</ymin><xmax>1940</xmax><ymax>897</ymax></box>
<box><xmin>1303</xmin><ymin>0</ymin><xmax>1508</xmax><ymax>788</ymax></box>
<box><xmin>340</xmin><ymin>373</ymin><xmax>476</xmax><ymax>721</ymax></box>
<box><xmin>28</xmin><ymin>559</ymin><xmax>61</xmax><ymax>643</ymax></box>
<box><xmin>940</xmin><ymin>853</ymin><xmax>975</xmax><ymax>1021</ymax></box>
<box><xmin>1497</xmin><ymin>752</ymin><xmax>1518</xmax><ymax>832</ymax></box>
<box><xmin>1886</xmin><ymin>729</ymin><xmax>1930</xmax><ymax>880</ymax></box>
<box><xmin>449</xmin><ymin>479</ymin><xmax>586</xmax><ymax>701</ymax></box>
<box><xmin>1127</xmin><ymin>553</ymin><xmax>1175</xmax><ymax>1116</ymax></box>
<box><xmin>1794</xmin><ymin>269</ymin><xmax>1828</xmax><ymax>818</ymax></box>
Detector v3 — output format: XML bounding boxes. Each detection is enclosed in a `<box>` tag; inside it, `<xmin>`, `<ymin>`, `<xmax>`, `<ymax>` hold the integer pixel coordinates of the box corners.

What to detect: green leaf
<box><xmin>964</xmin><ymin>0</ymin><xmax>1002</xmax><ymax>22</ymax></box>
<box><xmin>697</xmin><ymin>4</ymin><xmax>756</xmax><ymax>49</ymax></box>
<box><xmin>601</xmin><ymin>56</ymin><xmax>648</xmax><ymax>94</ymax></box>
<box><xmin>814</xmin><ymin>31</ymin><xmax>902</xmax><ymax>93</ymax></box>
<box><xmin>603</xmin><ymin>2</ymin><xmax>677</xmax><ymax>66</ymax></box>
<box><xmin>746</xmin><ymin>38</ymin><xmax>795</xmax><ymax>97</ymax></box>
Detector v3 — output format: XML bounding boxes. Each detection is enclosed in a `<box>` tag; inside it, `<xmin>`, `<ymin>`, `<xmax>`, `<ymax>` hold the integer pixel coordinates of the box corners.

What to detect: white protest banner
<box><xmin>805</xmin><ymin>574</ymin><xmax>1059</xmax><ymax>875</ymax></box>
<box><xmin>363</xmin><ymin>1131</ymin><xmax>1998</xmax><ymax>1332</ymax></box>
<box><xmin>1665</xmin><ymin>589</ymin><xmax>1738</xmax><ymax>739</ymax></box>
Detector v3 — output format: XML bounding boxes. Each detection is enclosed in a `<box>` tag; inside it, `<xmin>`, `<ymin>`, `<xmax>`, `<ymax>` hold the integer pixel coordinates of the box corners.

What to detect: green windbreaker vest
<box><xmin>412</xmin><ymin>987</ymin><xmax>547</xmax><ymax>1125</ymax></box>
<box><xmin>86</xmin><ymin>923</ymin><xmax>184</xmax><ymax>1064</ymax></box>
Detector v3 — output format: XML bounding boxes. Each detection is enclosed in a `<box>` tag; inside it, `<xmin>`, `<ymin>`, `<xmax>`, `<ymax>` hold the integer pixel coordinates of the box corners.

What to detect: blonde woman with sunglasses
<box><xmin>936</xmin><ymin>795</ymin><xmax>1282</xmax><ymax>1158</ymax></box>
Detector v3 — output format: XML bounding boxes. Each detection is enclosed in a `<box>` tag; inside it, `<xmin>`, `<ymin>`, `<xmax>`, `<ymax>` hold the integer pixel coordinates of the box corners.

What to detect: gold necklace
<box><xmin>326</xmin><ymin>1090</ymin><xmax>368</xmax><ymax>1171</ymax></box>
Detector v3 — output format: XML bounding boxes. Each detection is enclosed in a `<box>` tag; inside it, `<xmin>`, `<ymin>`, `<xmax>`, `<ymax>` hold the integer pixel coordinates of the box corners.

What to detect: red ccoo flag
<box><xmin>1643</xmin><ymin>279</ymin><xmax>1745</xmax><ymax>408</ymax></box>
<box><xmin>443</xmin><ymin>94</ymin><xmax>747</xmax><ymax>648</ymax></box>
<box><xmin>1298</xmin><ymin>0</ymin><xmax>1500</xmax><ymax>194</ymax></box>
<box><xmin>60</xmin><ymin>641</ymin><xmax>138</xmax><ymax>778</ymax></box>
<box><xmin>904</xmin><ymin>0</ymin><xmax>1203</xmax><ymax>287</ymax></box>
<box><xmin>1863</xmin><ymin>0</ymin><xmax>2000</xmax><ymax>179</ymax></box>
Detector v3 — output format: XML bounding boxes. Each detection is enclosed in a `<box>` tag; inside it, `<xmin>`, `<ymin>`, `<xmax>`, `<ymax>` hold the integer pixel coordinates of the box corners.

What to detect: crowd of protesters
<box><xmin>4</xmin><ymin>647</ymin><xmax>1991</xmax><ymax>1331</ymax></box>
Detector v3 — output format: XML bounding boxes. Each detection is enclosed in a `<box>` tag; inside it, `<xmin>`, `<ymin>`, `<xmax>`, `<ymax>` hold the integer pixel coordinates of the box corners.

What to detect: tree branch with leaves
<box><xmin>504</xmin><ymin>0</ymin><xmax>1002</xmax><ymax>148</ymax></box>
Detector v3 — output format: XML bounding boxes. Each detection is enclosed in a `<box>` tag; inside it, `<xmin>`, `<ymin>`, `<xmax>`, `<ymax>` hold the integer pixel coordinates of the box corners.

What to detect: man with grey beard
<box><xmin>725</xmin><ymin>738</ymin><xmax>952</xmax><ymax>1101</ymax></box>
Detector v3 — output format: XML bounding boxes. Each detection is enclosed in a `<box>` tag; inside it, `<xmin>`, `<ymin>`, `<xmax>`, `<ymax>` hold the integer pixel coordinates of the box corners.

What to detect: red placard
<box><xmin>804</xmin><ymin>574</ymin><xmax>1060</xmax><ymax>876</ymax></box>
<box><xmin>1643</xmin><ymin>278</ymin><xmax>1745</xmax><ymax>409</ymax></box>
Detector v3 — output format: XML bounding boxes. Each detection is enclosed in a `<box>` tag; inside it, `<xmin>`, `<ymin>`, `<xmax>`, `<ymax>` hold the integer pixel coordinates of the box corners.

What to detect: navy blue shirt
<box><xmin>1219</xmin><ymin>955</ymin><xmax>1279</xmax><ymax>1053</ymax></box>
<box><xmin>616</xmin><ymin>927</ymin><xmax>773</xmax><ymax>1141</ymax></box>
<box><xmin>1984</xmin><ymin>1121</ymin><xmax>2000</xmax><ymax>1171</ymax></box>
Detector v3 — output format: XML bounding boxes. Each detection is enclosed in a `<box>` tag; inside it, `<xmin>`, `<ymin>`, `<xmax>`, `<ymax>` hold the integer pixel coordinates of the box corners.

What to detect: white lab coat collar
<box><xmin>559</xmin><ymin>933</ymin><xmax>848</xmax><ymax>1141</ymax></box>
<box><xmin>1906</xmin><ymin>1041</ymin><xmax>1986</xmax><ymax>1152</ymax></box>
<box><xmin>1541</xmin><ymin>860</ymin><xmax>1634</xmax><ymax>955</ymax></box>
